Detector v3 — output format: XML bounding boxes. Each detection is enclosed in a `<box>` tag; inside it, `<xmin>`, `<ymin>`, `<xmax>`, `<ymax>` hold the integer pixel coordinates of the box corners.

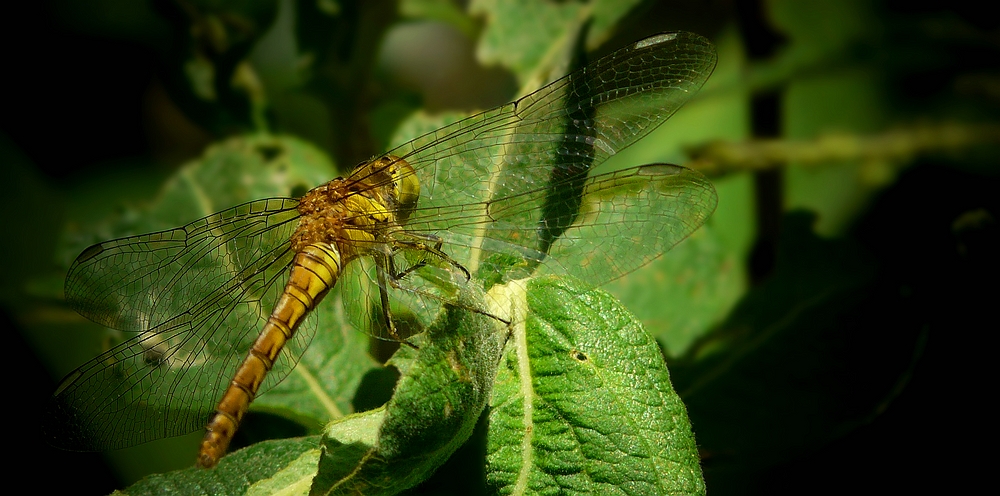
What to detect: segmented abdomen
<box><xmin>197</xmin><ymin>243</ymin><xmax>341</xmax><ymax>468</ymax></box>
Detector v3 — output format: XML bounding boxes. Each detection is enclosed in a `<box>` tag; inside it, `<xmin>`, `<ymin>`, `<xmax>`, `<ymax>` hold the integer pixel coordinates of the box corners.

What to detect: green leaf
<box><xmin>470</xmin><ymin>0</ymin><xmax>585</xmax><ymax>84</ymax></box>
<box><xmin>149</xmin><ymin>134</ymin><xmax>336</xmax><ymax>226</ymax></box>
<box><xmin>588</xmin><ymin>0</ymin><xmax>646</xmax><ymax>45</ymax></box>
<box><xmin>119</xmin><ymin>436</ymin><xmax>321</xmax><ymax>495</ymax></box>
<box><xmin>58</xmin><ymin>134</ymin><xmax>337</xmax><ymax>264</ymax></box>
<box><xmin>310</xmin><ymin>281</ymin><xmax>508</xmax><ymax>495</ymax></box>
<box><xmin>488</xmin><ymin>276</ymin><xmax>705</xmax><ymax>495</ymax></box>
<box><xmin>470</xmin><ymin>0</ymin><xmax>645</xmax><ymax>87</ymax></box>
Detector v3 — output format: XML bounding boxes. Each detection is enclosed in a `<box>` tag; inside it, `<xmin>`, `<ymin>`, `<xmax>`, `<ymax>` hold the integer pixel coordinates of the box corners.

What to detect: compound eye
<box><xmin>391</xmin><ymin>157</ymin><xmax>419</xmax><ymax>223</ymax></box>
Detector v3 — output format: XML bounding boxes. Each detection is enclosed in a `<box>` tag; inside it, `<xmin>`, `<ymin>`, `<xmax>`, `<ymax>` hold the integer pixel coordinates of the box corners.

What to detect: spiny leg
<box><xmin>368</xmin><ymin>233</ymin><xmax>473</xmax><ymax>349</ymax></box>
<box><xmin>387</xmin><ymin>238</ymin><xmax>508</xmax><ymax>325</ymax></box>
<box><xmin>393</xmin><ymin>232</ymin><xmax>471</xmax><ymax>281</ymax></box>
<box><xmin>374</xmin><ymin>252</ymin><xmax>418</xmax><ymax>349</ymax></box>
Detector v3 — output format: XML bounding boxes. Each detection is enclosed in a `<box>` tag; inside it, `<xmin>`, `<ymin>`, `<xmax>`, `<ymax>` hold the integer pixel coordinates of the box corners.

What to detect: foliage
<box><xmin>4</xmin><ymin>0</ymin><xmax>998</xmax><ymax>495</ymax></box>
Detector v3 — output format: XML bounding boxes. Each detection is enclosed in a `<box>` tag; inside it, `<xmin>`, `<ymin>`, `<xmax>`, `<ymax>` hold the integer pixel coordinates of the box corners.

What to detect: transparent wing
<box><xmin>346</xmin><ymin>32</ymin><xmax>718</xmax><ymax>336</ymax></box>
<box><xmin>402</xmin><ymin>163</ymin><xmax>716</xmax><ymax>285</ymax></box>
<box><xmin>394</xmin><ymin>31</ymin><xmax>716</xmax><ymax>249</ymax></box>
<box><xmin>46</xmin><ymin>198</ymin><xmax>313</xmax><ymax>451</ymax></box>
<box><xmin>393</xmin><ymin>32</ymin><xmax>715</xmax><ymax>277</ymax></box>
<box><xmin>535</xmin><ymin>163</ymin><xmax>718</xmax><ymax>285</ymax></box>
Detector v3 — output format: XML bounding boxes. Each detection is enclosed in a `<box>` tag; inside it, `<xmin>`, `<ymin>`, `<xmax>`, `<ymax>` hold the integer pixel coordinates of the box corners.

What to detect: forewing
<box><xmin>47</xmin><ymin>198</ymin><xmax>315</xmax><ymax>450</ymax></box>
<box><xmin>397</xmin><ymin>32</ymin><xmax>716</xmax><ymax>268</ymax></box>
<box><xmin>65</xmin><ymin>198</ymin><xmax>301</xmax><ymax>331</ymax></box>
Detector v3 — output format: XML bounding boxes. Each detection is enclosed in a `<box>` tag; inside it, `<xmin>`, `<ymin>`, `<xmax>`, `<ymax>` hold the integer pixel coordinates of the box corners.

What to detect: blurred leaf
<box><xmin>293</xmin><ymin>0</ymin><xmax>398</xmax><ymax>167</ymax></box>
<box><xmin>588</xmin><ymin>0</ymin><xmax>647</xmax><ymax>45</ymax></box>
<box><xmin>768</xmin><ymin>0</ymin><xmax>880</xmax><ymax>53</ymax></box>
<box><xmin>154</xmin><ymin>0</ymin><xmax>281</xmax><ymax>132</ymax></box>
<box><xmin>784</xmin><ymin>69</ymin><xmax>893</xmax><ymax>236</ymax></box>
<box><xmin>470</xmin><ymin>0</ymin><xmax>642</xmax><ymax>87</ymax></box>
<box><xmin>470</xmin><ymin>0</ymin><xmax>586</xmax><ymax>84</ymax></box>
<box><xmin>602</xmin><ymin>220</ymin><xmax>741</xmax><ymax>356</ymax></box>
<box><xmin>400</xmin><ymin>0</ymin><xmax>478</xmax><ymax>39</ymax></box>
<box><xmin>59</xmin><ymin>134</ymin><xmax>337</xmax><ymax>264</ymax></box>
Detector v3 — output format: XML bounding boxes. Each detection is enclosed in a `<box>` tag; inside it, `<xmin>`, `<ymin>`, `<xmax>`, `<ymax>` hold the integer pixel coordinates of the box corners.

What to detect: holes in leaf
<box><xmin>257</xmin><ymin>143</ymin><xmax>283</xmax><ymax>162</ymax></box>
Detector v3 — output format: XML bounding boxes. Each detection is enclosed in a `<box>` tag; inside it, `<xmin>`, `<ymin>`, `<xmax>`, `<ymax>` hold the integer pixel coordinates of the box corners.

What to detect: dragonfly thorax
<box><xmin>291</xmin><ymin>155</ymin><xmax>418</xmax><ymax>260</ymax></box>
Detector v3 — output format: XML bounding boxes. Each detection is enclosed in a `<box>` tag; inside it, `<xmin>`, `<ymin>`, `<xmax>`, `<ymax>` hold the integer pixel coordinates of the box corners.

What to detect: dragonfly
<box><xmin>44</xmin><ymin>31</ymin><xmax>718</xmax><ymax>468</ymax></box>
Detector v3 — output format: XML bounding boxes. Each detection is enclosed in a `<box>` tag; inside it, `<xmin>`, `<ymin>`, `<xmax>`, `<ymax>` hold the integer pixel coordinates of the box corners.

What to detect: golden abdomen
<box><xmin>197</xmin><ymin>243</ymin><xmax>341</xmax><ymax>468</ymax></box>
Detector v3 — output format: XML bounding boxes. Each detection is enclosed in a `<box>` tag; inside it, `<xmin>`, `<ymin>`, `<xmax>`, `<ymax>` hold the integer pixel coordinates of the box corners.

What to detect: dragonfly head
<box><xmin>383</xmin><ymin>155</ymin><xmax>419</xmax><ymax>223</ymax></box>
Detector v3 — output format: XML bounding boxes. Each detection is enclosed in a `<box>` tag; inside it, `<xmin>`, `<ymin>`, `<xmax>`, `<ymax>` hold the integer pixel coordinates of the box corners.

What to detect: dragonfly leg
<box><xmin>394</xmin><ymin>233</ymin><xmax>471</xmax><ymax>281</ymax></box>
<box><xmin>375</xmin><ymin>251</ymin><xmax>419</xmax><ymax>349</ymax></box>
